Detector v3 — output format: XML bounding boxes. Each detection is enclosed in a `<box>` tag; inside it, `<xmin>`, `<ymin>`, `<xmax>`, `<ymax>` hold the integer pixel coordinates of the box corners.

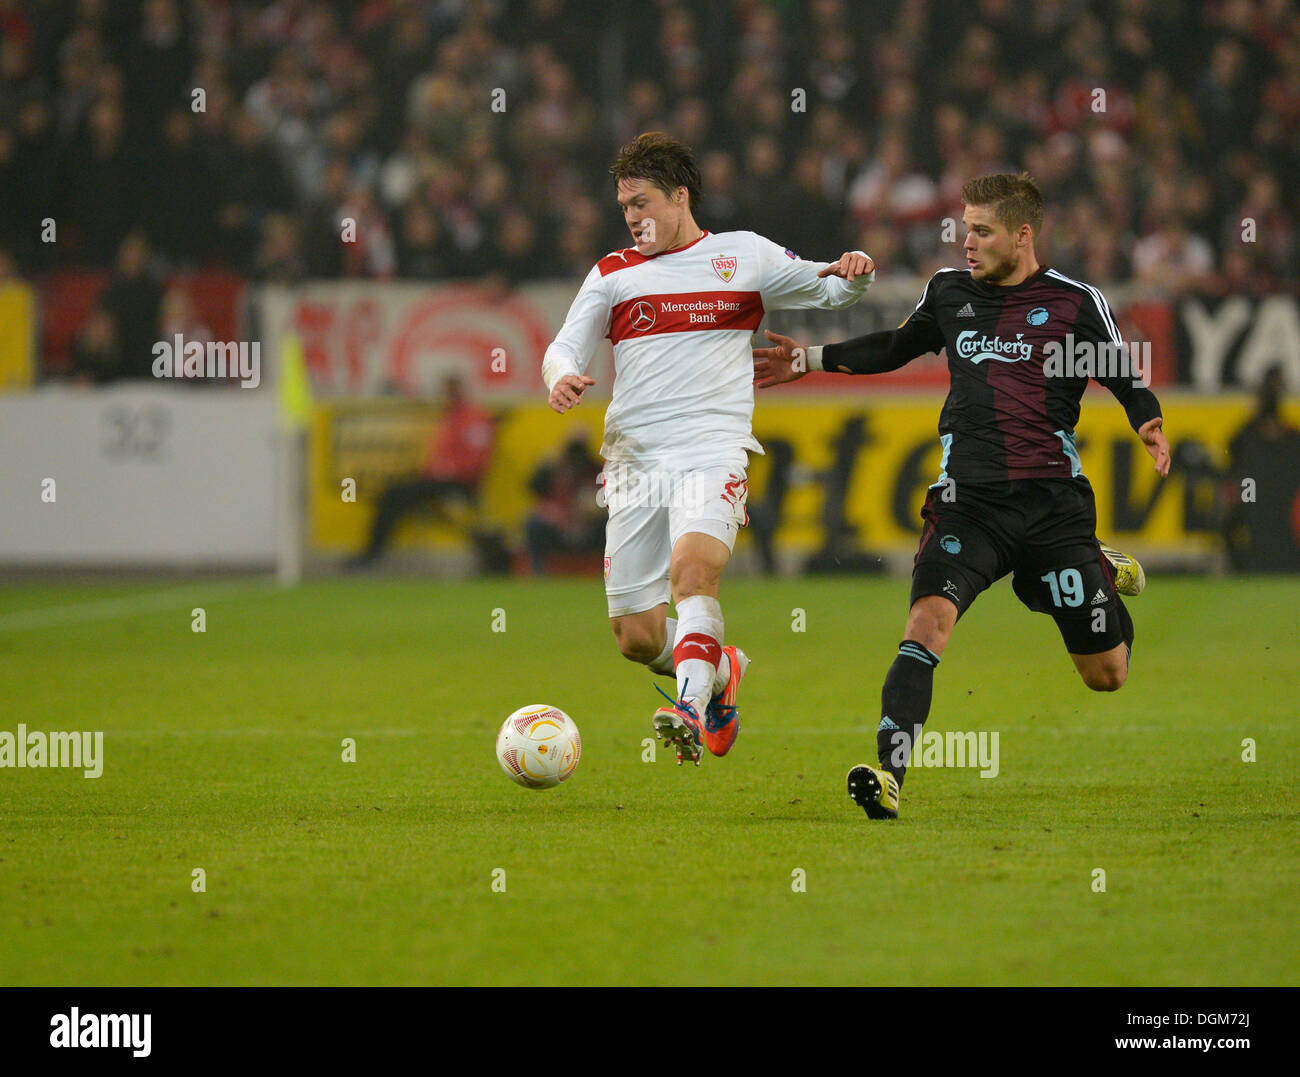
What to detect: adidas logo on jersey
<box><xmin>1091</xmin><ymin>589</ymin><xmax>1108</xmax><ymax>606</ymax></box>
<box><xmin>956</xmin><ymin>303</ymin><xmax>976</xmax><ymax>317</ymax></box>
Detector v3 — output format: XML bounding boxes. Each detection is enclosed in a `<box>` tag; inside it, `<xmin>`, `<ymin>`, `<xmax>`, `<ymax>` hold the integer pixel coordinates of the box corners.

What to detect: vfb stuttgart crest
<box><xmin>711</xmin><ymin>256</ymin><xmax>737</xmax><ymax>283</ymax></box>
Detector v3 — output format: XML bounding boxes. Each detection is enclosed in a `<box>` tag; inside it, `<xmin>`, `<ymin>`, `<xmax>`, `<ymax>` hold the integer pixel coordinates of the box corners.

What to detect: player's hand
<box><xmin>548</xmin><ymin>374</ymin><xmax>596</xmax><ymax>414</ymax></box>
<box><xmin>1139</xmin><ymin>416</ymin><xmax>1171</xmax><ymax>477</ymax></box>
<box><xmin>753</xmin><ymin>330</ymin><xmax>810</xmax><ymax>389</ymax></box>
<box><xmin>817</xmin><ymin>251</ymin><xmax>874</xmax><ymax>281</ymax></box>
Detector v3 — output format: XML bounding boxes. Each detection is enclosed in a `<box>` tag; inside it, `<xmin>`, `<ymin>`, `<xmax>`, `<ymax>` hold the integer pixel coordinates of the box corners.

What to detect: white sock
<box><xmin>648</xmin><ymin>618</ymin><xmax>677</xmax><ymax>677</ymax></box>
<box><xmin>650</xmin><ymin>616</ymin><xmax>729</xmax><ymax>693</ymax></box>
<box><xmin>673</xmin><ymin>595</ymin><xmax>723</xmax><ymax>714</ymax></box>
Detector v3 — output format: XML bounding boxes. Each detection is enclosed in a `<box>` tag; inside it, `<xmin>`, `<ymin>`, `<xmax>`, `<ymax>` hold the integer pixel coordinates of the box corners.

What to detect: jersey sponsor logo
<box><xmin>956</xmin><ymin>302</ymin><xmax>976</xmax><ymax>317</ymax></box>
<box><xmin>784</xmin><ymin>248</ymin><xmax>799</xmax><ymax>260</ymax></box>
<box><xmin>940</xmin><ymin>534</ymin><xmax>962</xmax><ymax>554</ymax></box>
<box><xmin>630</xmin><ymin>301</ymin><xmax>657</xmax><ymax>330</ymax></box>
<box><xmin>711</xmin><ymin>256</ymin><xmax>737</xmax><ymax>283</ymax></box>
<box><xmin>1027</xmin><ymin>306</ymin><xmax>1050</xmax><ymax>326</ymax></box>
<box><xmin>1091</xmin><ymin>588</ymin><xmax>1108</xmax><ymax>605</ymax></box>
<box><xmin>608</xmin><ymin>291</ymin><xmax>764</xmax><ymax>343</ymax></box>
<box><xmin>943</xmin><ymin>579</ymin><xmax>960</xmax><ymax>601</ymax></box>
<box><xmin>956</xmin><ymin>329</ymin><xmax>1034</xmax><ymax>365</ymax></box>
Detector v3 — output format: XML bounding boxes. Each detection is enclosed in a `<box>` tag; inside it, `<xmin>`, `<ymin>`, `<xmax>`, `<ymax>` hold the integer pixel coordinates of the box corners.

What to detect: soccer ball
<box><xmin>496</xmin><ymin>705</ymin><xmax>582</xmax><ymax>789</ymax></box>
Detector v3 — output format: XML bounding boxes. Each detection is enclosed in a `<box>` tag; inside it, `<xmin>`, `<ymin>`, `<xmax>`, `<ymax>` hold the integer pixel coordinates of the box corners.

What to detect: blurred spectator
<box><xmin>698</xmin><ymin>150</ymin><xmax>743</xmax><ymax>235</ymax></box>
<box><xmin>1223</xmin><ymin>366</ymin><xmax>1300</xmax><ymax>571</ymax></box>
<box><xmin>149</xmin><ymin>109</ymin><xmax>216</xmax><ymax>267</ymax></box>
<box><xmin>396</xmin><ymin>200</ymin><xmax>453</xmax><ymax>280</ymax></box>
<box><xmin>524</xmin><ymin>431</ymin><xmax>605</xmax><ymax>574</ymax></box>
<box><xmin>255</xmin><ymin>212</ymin><xmax>308</xmax><ymax>283</ymax></box>
<box><xmin>1132</xmin><ymin>216</ymin><xmax>1215</xmax><ymax>294</ymax></box>
<box><xmin>739</xmin><ymin>133</ymin><xmax>794</xmax><ymax>242</ymax></box>
<box><xmin>62</xmin><ymin>95</ymin><xmax>137</xmax><ymax>266</ymax></box>
<box><xmin>156</xmin><ymin>284</ymin><xmax>213</xmax><ymax>379</ymax></box>
<box><xmin>215</xmin><ymin>108</ymin><xmax>294</xmax><ymax>271</ymax></box>
<box><xmin>98</xmin><ymin>231</ymin><xmax>162</xmax><ymax>379</ymax></box>
<box><xmin>347</xmin><ymin>375</ymin><xmax>496</xmax><ymax>569</ymax></box>
<box><xmin>69</xmin><ymin>305</ymin><xmax>121</xmax><ymax>384</ymax></box>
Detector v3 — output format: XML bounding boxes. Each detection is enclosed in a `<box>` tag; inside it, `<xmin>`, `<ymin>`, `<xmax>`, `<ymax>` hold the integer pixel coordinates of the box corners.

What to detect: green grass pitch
<box><xmin>1</xmin><ymin>574</ymin><xmax>1296</xmax><ymax>985</ymax></box>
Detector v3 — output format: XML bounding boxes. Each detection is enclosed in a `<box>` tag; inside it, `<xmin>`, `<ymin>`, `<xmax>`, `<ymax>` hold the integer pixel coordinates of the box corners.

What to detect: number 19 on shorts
<box><xmin>1041</xmin><ymin>568</ymin><xmax>1084</xmax><ymax>608</ymax></box>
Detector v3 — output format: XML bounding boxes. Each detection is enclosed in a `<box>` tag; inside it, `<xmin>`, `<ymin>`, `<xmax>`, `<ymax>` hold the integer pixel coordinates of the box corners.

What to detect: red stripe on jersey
<box><xmin>598</xmin><ymin>249</ymin><xmax>651</xmax><ymax>276</ymax></box>
<box><xmin>609</xmin><ymin>291</ymin><xmax>764</xmax><ymax>344</ymax></box>
<box><xmin>599</xmin><ymin>232</ymin><xmax>714</xmax><ymax>275</ymax></box>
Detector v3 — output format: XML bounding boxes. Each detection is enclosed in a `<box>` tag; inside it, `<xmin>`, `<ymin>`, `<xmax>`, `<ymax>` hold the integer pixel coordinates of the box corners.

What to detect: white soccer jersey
<box><xmin>542</xmin><ymin>230</ymin><xmax>873</xmax><ymax>468</ymax></box>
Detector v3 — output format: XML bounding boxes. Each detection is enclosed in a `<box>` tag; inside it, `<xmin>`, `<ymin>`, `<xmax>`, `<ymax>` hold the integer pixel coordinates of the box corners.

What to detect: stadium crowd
<box><xmin>0</xmin><ymin>0</ymin><xmax>1296</xmax><ymax>294</ymax></box>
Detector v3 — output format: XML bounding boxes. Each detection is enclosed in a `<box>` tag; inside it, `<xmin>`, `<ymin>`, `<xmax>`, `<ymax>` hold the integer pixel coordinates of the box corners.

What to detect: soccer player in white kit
<box><xmin>543</xmin><ymin>132</ymin><xmax>874</xmax><ymax>764</ymax></box>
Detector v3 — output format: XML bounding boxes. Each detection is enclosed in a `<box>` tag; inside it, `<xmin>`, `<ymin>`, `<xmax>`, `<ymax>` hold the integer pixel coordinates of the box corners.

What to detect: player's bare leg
<box><xmin>1070</xmin><ymin>644</ymin><xmax>1129</xmax><ymax>692</ymax></box>
<box><xmin>1069</xmin><ymin>582</ymin><xmax>1136</xmax><ymax>691</ymax></box>
<box><xmin>903</xmin><ymin>593</ymin><xmax>958</xmax><ymax>656</ymax></box>
<box><xmin>850</xmin><ymin>594</ymin><xmax>955</xmax><ymax>819</ymax></box>
<box><xmin>610</xmin><ymin>604</ymin><xmax>669</xmax><ymax>666</ymax></box>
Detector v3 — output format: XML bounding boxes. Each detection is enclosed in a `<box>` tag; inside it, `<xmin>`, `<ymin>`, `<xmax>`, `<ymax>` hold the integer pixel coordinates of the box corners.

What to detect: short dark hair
<box><xmin>961</xmin><ymin>172</ymin><xmax>1044</xmax><ymax>235</ymax></box>
<box><xmin>610</xmin><ymin>132</ymin><xmax>701</xmax><ymax>213</ymax></box>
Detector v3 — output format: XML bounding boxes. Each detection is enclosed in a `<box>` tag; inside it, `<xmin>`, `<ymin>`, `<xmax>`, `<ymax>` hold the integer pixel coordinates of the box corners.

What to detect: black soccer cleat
<box><xmin>847</xmin><ymin>764</ymin><xmax>900</xmax><ymax>820</ymax></box>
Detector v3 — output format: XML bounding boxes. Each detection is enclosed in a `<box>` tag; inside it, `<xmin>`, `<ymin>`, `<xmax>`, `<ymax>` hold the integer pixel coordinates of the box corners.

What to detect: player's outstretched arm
<box><xmin>754</xmin><ymin>235</ymin><xmax>874</xmax><ymax>311</ymax></box>
<box><xmin>753</xmin><ymin>268</ymin><xmax>947</xmax><ymax>389</ymax></box>
<box><xmin>1138</xmin><ymin>416</ymin><xmax>1171</xmax><ymax>477</ymax></box>
<box><xmin>753</xmin><ymin>322</ymin><xmax>934</xmax><ymax>388</ymax></box>
<box><xmin>548</xmin><ymin>373</ymin><xmax>596</xmax><ymax>414</ymax></box>
<box><xmin>817</xmin><ymin>251</ymin><xmax>875</xmax><ymax>282</ymax></box>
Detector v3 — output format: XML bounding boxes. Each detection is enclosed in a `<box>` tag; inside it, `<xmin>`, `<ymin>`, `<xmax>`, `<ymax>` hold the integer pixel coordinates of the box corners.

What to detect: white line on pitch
<box><xmin>0</xmin><ymin>579</ymin><xmax>276</xmax><ymax>633</ymax></box>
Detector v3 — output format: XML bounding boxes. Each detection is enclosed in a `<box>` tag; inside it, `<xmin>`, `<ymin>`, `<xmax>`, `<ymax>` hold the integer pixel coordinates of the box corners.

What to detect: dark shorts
<box><xmin>911</xmin><ymin>477</ymin><xmax>1126</xmax><ymax>655</ymax></box>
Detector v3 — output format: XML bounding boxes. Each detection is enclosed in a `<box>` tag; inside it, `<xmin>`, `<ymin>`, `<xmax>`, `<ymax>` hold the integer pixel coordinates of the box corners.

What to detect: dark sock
<box><xmin>876</xmin><ymin>640</ymin><xmax>941</xmax><ymax>788</ymax></box>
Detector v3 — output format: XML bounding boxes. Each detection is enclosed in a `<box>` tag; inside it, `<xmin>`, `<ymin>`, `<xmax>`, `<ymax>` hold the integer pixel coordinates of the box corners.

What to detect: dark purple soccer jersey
<box><xmin>821</xmin><ymin>266</ymin><xmax>1163</xmax><ymax>485</ymax></box>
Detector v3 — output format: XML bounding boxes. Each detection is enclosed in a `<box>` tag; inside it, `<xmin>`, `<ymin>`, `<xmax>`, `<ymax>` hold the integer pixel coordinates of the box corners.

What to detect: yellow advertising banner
<box><xmin>0</xmin><ymin>282</ymin><xmax>35</xmax><ymax>391</ymax></box>
<box><xmin>310</xmin><ymin>392</ymin><xmax>1300</xmax><ymax>558</ymax></box>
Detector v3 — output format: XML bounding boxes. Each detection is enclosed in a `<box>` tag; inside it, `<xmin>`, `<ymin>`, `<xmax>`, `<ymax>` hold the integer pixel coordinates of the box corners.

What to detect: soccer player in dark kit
<box><xmin>753</xmin><ymin>173</ymin><xmax>1171</xmax><ymax>820</ymax></box>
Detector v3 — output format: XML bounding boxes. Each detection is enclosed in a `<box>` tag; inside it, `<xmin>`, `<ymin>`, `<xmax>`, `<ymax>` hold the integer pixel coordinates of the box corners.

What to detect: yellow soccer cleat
<box><xmin>847</xmin><ymin>764</ymin><xmax>900</xmax><ymax>820</ymax></box>
<box><xmin>1099</xmin><ymin>542</ymin><xmax>1146</xmax><ymax>596</ymax></box>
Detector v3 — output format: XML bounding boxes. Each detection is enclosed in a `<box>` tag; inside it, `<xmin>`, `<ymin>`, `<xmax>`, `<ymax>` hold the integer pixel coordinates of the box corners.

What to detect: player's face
<box><xmin>962</xmin><ymin>204</ymin><xmax>1023</xmax><ymax>284</ymax></box>
<box><xmin>617</xmin><ymin>177</ymin><xmax>687</xmax><ymax>255</ymax></box>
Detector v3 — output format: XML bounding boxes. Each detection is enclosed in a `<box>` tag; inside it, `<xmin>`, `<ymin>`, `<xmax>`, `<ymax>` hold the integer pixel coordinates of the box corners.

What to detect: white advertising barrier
<box><xmin>255</xmin><ymin>280</ymin><xmax>594</xmax><ymax>400</ymax></box>
<box><xmin>0</xmin><ymin>385</ymin><xmax>278</xmax><ymax>565</ymax></box>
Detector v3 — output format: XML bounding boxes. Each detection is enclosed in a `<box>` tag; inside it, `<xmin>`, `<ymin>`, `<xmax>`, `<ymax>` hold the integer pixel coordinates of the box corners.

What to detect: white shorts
<box><xmin>602</xmin><ymin>456</ymin><xmax>750</xmax><ymax>618</ymax></box>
